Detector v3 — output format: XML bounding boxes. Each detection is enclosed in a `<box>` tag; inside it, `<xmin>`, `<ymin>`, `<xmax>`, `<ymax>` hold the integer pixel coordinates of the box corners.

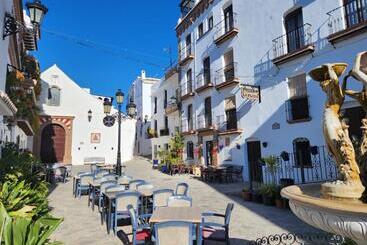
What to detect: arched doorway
<box><xmin>40</xmin><ymin>124</ymin><xmax>66</xmax><ymax>163</ymax></box>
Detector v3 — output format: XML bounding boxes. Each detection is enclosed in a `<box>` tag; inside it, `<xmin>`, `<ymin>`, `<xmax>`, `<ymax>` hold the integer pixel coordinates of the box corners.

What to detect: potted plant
<box><xmin>251</xmin><ymin>188</ymin><xmax>263</xmax><ymax>203</ymax></box>
<box><xmin>259</xmin><ymin>184</ymin><xmax>277</xmax><ymax>206</ymax></box>
<box><xmin>275</xmin><ymin>185</ymin><xmax>285</xmax><ymax>208</ymax></box>
<box><xmin>242</xmin><ymin>187</ymin><xmax>252</xmax><ymax>201</ymax></box>
<box><xmin>261</xmin><ymin>155</ymin><xmax>279</xmax><ymax>184</ymax></box>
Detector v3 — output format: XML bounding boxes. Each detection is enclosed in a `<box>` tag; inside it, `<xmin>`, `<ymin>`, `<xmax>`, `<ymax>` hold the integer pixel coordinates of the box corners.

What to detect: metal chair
<box><xmin>76</xmin><ymin>173</ymin><xmax>94</xmax><ymax>197</ymax></box>
<box><xmin>175</xmin><ymin>182</ymin><xmax>189</xmax><ymax>196</ymax></box>
<box><xmin>111</xmin><ymin>191</ymin><xmax>141</xmax><ymax>235</ymax></box>
<box><xmin>129</xmin><ymin>179</ymin><xmax>145</xmax><ymax>191</ymax></box>
<box><xmin>127</xmin><ymin>204</ymin><xmax>152</xmax><ymax>245</ymax></box>
<box><xmin>137</xmin><ymin>183</ymin><xmax>154</xmax><ymax>214</ymax></box>
<box><xmin>154</xmin><ymin>221</ymin><xmax>194</xmax><ymax>245</ymax></box>
<box><xmin>167</xmin><ymin>196</ymin><xmax>192</xmax><ymax>207</ymax></box>
<box><xmin>54</xmin><ymin>166</ymin><xmax>67</xmax><ymax>183</ymax></box>
<box><xmin>202</xmin><ymin>203</ymin><xmax>234</xmax><ymax>245</ymax></box>
<box><xmin>90</xmin><ymin>164</ymin><xmax>98</xmax><ymax>174</ymax></box>
<box><xmin>101</xmin><ymin>174</ymin><xmax>117</xmax><ymax>181</ymax></box>
<box><xmin>153</xmin><ymin>189</ymin><xmax>174</xmax><ymax>210</ymax></box>
<box><xmin>99</xmin><ymin>180</ymin><xmax>117</xmax><ymax>224</ymax></box>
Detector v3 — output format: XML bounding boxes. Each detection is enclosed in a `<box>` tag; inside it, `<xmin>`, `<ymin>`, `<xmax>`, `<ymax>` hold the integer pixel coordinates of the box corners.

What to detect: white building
<box><xmin>150</xmin><ymin>68</ymin><xmax>180</xmax><ymax>160</ymax></box>
<box><xmin>35</xmin><ymin>65</ymin><xmax>136</xmax><ymax>165</ymax></box>
<box><xmin>176</xmin><ymin>0</ymin><xmax>367</xmax><ymax>185</ymax></box>
<box><xmin>127</xmin><ymin>70</ymin><xmax>160</xmax><ymax>157</ymax></box>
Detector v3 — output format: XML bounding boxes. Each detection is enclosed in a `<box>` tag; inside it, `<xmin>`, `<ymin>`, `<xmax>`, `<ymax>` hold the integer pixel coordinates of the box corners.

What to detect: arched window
<box><xmin>47</xmin><ymin>86</ymin><xmax>61</xmax><ymax>106</ymax></box>
<box><xmin>187</xmin><ymin>141</ymin><xmax>194</xmax><ymax>159</ymax></box>
<box><xmin>293</xmin><ymin>138</ymin><xmax>311</xmax><ymax>167</ymax></box>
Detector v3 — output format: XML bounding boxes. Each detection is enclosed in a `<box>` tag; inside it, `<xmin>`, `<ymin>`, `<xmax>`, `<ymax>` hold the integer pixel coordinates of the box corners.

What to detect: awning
<box><xmin>0</xmin><ymin>90</ymin><xmax>17</xmax><ymax>116</ymax></box>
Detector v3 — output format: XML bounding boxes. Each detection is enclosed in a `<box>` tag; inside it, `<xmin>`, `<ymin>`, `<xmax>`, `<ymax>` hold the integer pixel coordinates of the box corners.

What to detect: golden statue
<box><xmin>309</xmin><ymin>51</ymin><xmax>367</xmax><ymax>199</ymax></box>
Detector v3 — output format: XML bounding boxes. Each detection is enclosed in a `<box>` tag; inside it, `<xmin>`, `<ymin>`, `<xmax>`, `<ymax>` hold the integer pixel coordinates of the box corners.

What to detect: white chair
<box><xmin>167</xmin><ymin>196</ymin><xmax>192</xmax><ymax>207</ymax></box>
<box><xmin>153</xmin><ymin>189</ymin><xmax>174</xmax><ymax>209</ymax></box>
<box><xmin>129</xmin><ymin>179</ymin><xmax>145</xmax><ymax>191</ymax></box>
<box><xmin>154</xmin><ymin>221</ymin><xmax>194</xmax><ymax>245</ymax></box>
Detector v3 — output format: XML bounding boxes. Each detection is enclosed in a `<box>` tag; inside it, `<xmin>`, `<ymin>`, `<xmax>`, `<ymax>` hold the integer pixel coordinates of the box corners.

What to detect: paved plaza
<box><xmin>48</xmin><ymin>157</ymin><xmax>319</xmax><ymax>244</ymax></box>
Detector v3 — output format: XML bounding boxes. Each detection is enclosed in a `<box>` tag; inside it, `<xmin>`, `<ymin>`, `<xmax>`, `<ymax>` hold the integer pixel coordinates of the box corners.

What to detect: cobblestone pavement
<box><xmin>48</xmin><ymin>157</ymin><xmax>319</xmax><ymax>245</ymax></box>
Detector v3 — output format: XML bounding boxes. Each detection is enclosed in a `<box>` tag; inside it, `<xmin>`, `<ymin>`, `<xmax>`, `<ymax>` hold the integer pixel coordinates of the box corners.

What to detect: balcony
<box><xmin>160</xmin><ymin>128</ymin><xmax>170</xmax><ymax>137</ymax></box>
<box><xmin>147</xmin><ymin>127</ymin><xmax>158</xmax><ymax>138</ymax></box>
<box><xmin>165</xmin><ymin>100</ymin><xmax>179</xmax><ymax>115</ymax></box>
<box><xmin>272</xmin><ymin>24</ymin><xmax>314</xmax><ymax>66</ymax></box>
<box><xmin>327</xmin><ymin>0</ymin><xmax>367</xmax><ymax>44</ymax></box>
<box><xmin>197</xmin><ymin>114</ymin><xmax>215</xmax><ymax>135</ymax></box>
<box><xmin>214</xmin><ymin>13</ymin><xmax>239</xmax><ymax>45</ymax></box>
<box><xmin>180</xmin><ymin>81</ymin><xmax>195</xmax><ymax>100</ymax></box>
<box><xmin>215</xmin><ymin>62</ymin><xmax>240</xmax><ymax>90</ymax></box>
<box><xmin>286</xmin><ymin>96</ymin><xmax>312</xmax><ymax>124</ymax></box>
<box><xmin>195</xmin><ymin>71</ymin><xmax>214</xmax><ymax>93</ymax></box>
<box><xmin>181</xmin><ymin>118</ymin><xmax>195</xmax><ymax>135</ymax></box>
<box><xmin>216</xmin><ymin>114</ymin><xmax>242</xmax><ymax>136</ymax></box>
<box><xmin>179</xmin><ymin>44</ymin><xmax>194</xmax><ymax>66</ymax></box>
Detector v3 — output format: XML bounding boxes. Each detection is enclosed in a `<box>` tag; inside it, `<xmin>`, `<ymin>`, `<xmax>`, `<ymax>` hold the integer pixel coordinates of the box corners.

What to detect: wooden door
<box><xmin>247</xmin><ymin>141</ymin><xmax>262</xmax><ymax>186</ymax></box>
<box><xmin>41</xmin><ymin>124</ymin><xmax>66</xmax><ymax>163</ymax></box>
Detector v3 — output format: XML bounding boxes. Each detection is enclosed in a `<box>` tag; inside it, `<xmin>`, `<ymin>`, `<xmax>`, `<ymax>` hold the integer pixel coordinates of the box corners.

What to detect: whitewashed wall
<box><xmin>39</xmin><ymin>65</ymin><xmax>136</xmax><ymax>165</ymax></box>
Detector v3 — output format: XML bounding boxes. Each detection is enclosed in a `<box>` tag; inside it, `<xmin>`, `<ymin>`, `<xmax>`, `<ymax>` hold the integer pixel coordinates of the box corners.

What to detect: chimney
<box><xmin>141</xmin><ymin>70</ymin><xmax>146</xmax><ymax>79</ymax></box>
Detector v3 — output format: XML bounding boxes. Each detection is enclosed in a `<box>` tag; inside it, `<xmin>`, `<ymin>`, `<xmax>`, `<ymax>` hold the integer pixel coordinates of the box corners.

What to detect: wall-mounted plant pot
<box><xmin>241</xmin><ymin>191</ymin><xmax>252</xmax><ymax>201</ymax></box>
<box><xmin>262</xmin><ymin>194</ymin><xmax>275</xmax><ymax>206</ymax></box>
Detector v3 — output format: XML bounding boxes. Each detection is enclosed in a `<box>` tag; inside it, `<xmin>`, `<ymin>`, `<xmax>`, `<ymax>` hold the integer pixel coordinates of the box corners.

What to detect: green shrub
<box><xmin>259</xmin><ymin>184</ymin><xmax>277</xmax><ymax>198</ymax></box>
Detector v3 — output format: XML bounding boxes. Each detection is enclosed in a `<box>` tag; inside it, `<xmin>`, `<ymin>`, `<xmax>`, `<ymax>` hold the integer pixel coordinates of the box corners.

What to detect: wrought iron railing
<box><xmin>250</xmin><ymin>233</ymin><xmax>345</xmax><ymax>245</ymax></box>
<box><xmin>180</xmin><ymin>81</ymin><xmax>194</xmax><ymax>96</ymax></box>
<box><xmin>196</xmin><ymin>70</ymin><xmax>213</xmax><ymax>89</ymax></box>
<box><xmin>216</xmin><ymin>114</ymin><xmax>238</xmax><ymax>131</ymax></box>
<box><xmin>272</xmin><ymin>23</ymin><xmax>313</xmax><ymax>59</ymax></box>
<box><xmin>262</xmin><ymin>146</ymin><xmax>339</xmax><ymax>185</ymax></box>
<box><xmin>214</xmin><ymin>13</ymin><xmax>238</xmax><ymax>41</ymax></box>
<box><xmin>197</xmin><ymin>113</ymin><xmax>212</xmax><ymax>129</ymax></box>
<box><xmin>327</xmin><ymin>0</ymin><xmax>367</xmax><ymax>36</ymax></box>
<box><xmin>285</xmin><ymin>96</ymin><xmax>311</xmax><ymax>122</ymax></box>
<box><xmin>179</xmin><ymin>43</ymin><xmax>193</xmax><ymax>62</ymax></box>
<box><xmin>181</xmin><ymin>118</ymin><xmax>194</xmax><ymax>132</ymax></box>
<box><xmin>215</xmin><ymin>62</ymin><xmax>238</xmax><ymax>86</ymax></box>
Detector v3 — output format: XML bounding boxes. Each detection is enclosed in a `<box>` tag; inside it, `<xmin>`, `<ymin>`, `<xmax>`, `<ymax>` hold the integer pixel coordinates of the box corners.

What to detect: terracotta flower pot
<box><xmin>262</xmin><ymin>194</ymin><xmax>275</xmax><ymax>206</ymax></box>
<box><xmin>242</xmin><ymin>191</ymin><xmax>252</xmax><ymax>201</ymax></box>
<box><xmin>275</xmin><ymin>199</ymin><xmax>285</xmax><ymax>209</ymax></box>
<box><xmin>252</xmin><ymin>192</ymin><xmax>263</xmax><ymax>203</ymax></box>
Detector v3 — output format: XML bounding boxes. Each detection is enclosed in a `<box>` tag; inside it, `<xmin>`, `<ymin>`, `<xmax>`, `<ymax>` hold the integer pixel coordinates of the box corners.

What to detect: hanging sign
<box><xmin>240</xmin><ymin>84</ymin><xmax>261</xmax><ymax>102</ymax></box>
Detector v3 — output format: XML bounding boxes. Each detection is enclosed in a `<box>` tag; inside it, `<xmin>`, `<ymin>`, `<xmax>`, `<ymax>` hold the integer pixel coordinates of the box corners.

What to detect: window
<box><xmin>203</xmin><ymin>57</ymin><xmax>211</xmax><ymax>84</ymax></box>
<box><xmin>187</xmin><ymin>141</ymin><xmax>194</xmax><ymax>159</ymax></box>
<box><xmin>285</xmin><ymin>8</ymin><xmax>304</xmax><ymax>53</ymax></box>
<box><xmin>225</xmin><ymin>96</ymin><xmax>237</xmax><ymax>130</ymax></box>
<box><xmin>293</xmin><ymin>138</ymin><xmax>312</xmax><ymax>167</ymax></box>
<box><xmin>164</xmin><ymin>90</ymin><xmax>167</xmax><ymax>109</ymax></box>
<box><xmin>198</xmin><ymin>22</ymin><xmax>204</xmax><ymax>38</ymax></box>
<box><xmin>164</xmin><ymin>116</ymin><xmax>168</xmax><ymax>129</ymax></box>
<box><xmin>187</xmin><ymin>104</ymin><xmax>193</xmax><ymax>130</ymax></box>
<box><xmin>154</xmin><ymin>97</ymin><xmax>157</xmax><ymax>114</ymax></box>
<box><xmin>343</xmin><ymin>0</ymin><xmax>367</xmax><ymax>28</ymax></box>
<box><xmin>223</xmin><ymin>50</ymin><xmax>235</xmax><ymax>82</ymax></box>
<box><xmin>208</xmin><ymin>16</ymin><xmax>214</xmax><ymax>30</ymax></box>
<box><xmin>154</xmin><ymin>120</ymin><xmax>158</xmax><ymax>132</ymax></box>
<box><xmin>224</xmin><ymin>5</ymin><xmax>234</xmax><ymax>33</ymax></box>
<box><xmin>185</xmin><ymin>34</ymin><xmax>192</xmax><ymax>56</ymax></box>
<box><xmin>186</xmin><ymin>69</ymin><xmax>193</xmax><ymax>92</ymax></box>
<box><xmin>287</xmin><ymin>74</ymin><xmax>310</xmax><ymax>122</ymax></box>
<box><xmin>204</xmin><ymin>97</ymin><xmax>212</xmax><ymax>127</ymax></box>
<box><xmin>47</xmin><ymin>86</ymin><xmax>61</xmax><ymax>106</ymax></box>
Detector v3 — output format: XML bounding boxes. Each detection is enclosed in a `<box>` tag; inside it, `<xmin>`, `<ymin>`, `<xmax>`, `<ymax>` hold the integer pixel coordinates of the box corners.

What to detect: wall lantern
<box><xmin>126</xmin><ymin>102</ymin><xmax>137</xmax><ymax>118</ymax></box>
<box><xmin>103</xmin><ymin>99</ymin><xmax>112</xmax><ymax>114</ymax></box>
<box><xmin>144</xmin><ymin>115</ymin><xmax>148</xmax><ymax>124</ymax></box>
<box><xmin>115</xmin><ymin>89</ymin><xmax>124</xmax><ymax>105</ymax></box>
<box><xmin>262</xmin><ymin>142</ymin><xmax>268</xmax><ymax>148</ymax></box>
<box><xmin>26</xmin><ymin>0</ymin><xmax>48</xmax><ymax>26</ymax></box>
<box><xmin>88</xmin><ymin>109</ymin><xmax>92</xmax><ymax>122</ymax></box>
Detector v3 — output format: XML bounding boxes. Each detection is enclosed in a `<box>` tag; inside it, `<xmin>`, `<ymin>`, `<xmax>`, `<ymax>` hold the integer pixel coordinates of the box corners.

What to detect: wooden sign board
<box><xmin>240</xmin><ymin>84</ymin><xmax>261</xmax><ymax>102</ymax></box>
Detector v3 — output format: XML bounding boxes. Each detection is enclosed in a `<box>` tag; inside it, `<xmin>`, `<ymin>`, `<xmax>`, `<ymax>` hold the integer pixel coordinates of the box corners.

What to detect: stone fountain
<box><xmin>281</xmin><ymin>52</ymin><xmax>367</xmax><ymax>244</ymax></box>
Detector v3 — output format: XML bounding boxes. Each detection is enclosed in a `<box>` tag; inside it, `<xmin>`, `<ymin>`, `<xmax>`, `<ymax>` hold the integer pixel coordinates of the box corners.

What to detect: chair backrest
<box><xmin>137</xmin><ymin>183</ymin><xmax>154</xmax><ymax>196</ymax></box>
<box><xmin>153</xmin><ymin>189</ymin><xmax>174</xmax><ymax>209</ymax></box>
<box><xmin>118</xmin><ymin>175</ymin><xmax>132</xmax><ymax>185</ymax></box>
<box><xmin>175</xmin><ymin>182</ymin><xmax>189</xmax><ymax>196</ymax></box>
<box><xmin>95</xmin><ymin>170</ymin><xmax>109</xmax><ymax>178</ymax></box>
<box><xmin>224</xmin><ymin>203</ymin><xmax>234</xmax><ymax>226</ymax></box>
<box><xmin>100</xmin><ymin>180</ymin><xmax>117</xmax><ymax>193</ymax></box>
<box><xmin>155</xmin><ymin>221</ymin><xmax>193</xmax><ymax>245</ymax></box>
<box><xmin>102</xmin><ymin>174</ymin><xmax>117</xmax><ymax>181</ymax></box>
<box><xmin>127</xmin><ymin>204</ymin><xmax>138</xmax><ymax>231</ymax></box>
<box><xmin>167</xmin><ymin>196</ymin><xmax>192</xmax><ymax>207</ymax></box>
<box><xmin>105</xmin><ymin>184</ymin><xmax>126</xmax><ymax>194</ymax></box>
<box><xmin>80</xmin><ymin>174</ymin><xmax>94</xmax><ymax>186</ymax></box>
<box><xmin>90</xmin><ymin>164</ymin><xmax>97</xmax><ymax>173</ymax></box>
<box><xmin>129</xmin><ymin>179</ymin><xmax>145</xmax><ymax>191</ymax></box>
<box><xmin>115</xmin><ymin>191</ymin><xmax>140</xmax><ymax>212</ymax></box>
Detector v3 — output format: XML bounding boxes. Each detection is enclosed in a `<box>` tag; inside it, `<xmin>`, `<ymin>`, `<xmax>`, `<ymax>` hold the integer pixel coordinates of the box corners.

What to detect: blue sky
<box><xmin>35</xmin><ymin>0</ymin><xmax>179</xmax><ymax>98</ymax></box>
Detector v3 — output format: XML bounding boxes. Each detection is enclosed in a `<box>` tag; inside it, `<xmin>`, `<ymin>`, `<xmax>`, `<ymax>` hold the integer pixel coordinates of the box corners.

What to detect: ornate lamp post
<box><xmin>103</xmin><ymin>90</ymin><xmax>136</xmax><ymax>176</ymax></box>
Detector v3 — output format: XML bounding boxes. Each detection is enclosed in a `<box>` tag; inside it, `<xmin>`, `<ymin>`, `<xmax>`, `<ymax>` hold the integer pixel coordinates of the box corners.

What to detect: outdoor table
<box><xmin>150</xmin><ymin>206</ymin><xmax>202</xmax><ymax>243</ymax></box>
<box><xmin>72</xmin><ymin>176</ymin><xmax>80</xmax><ymax>198</ymax></box>
<box><xmin>100</xmin><ymin>165</ymin><xmax>116</xmax><ymax>173</ymax></box>
<box><xmin>104</xmin><ymin>190</ymin><xmax>124</xmax><ymax>234</ymax></box>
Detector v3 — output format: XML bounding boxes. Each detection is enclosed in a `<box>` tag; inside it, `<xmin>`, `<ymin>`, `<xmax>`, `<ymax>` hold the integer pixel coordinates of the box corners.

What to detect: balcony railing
<box><xmin>215</xmin><ymin>62</ymin><xmax>239</xmax><ymax>87</ymax></box>
<box><xmin>181</xmin><ymin>118</ymin><xmax>194</xmax><ymax>133</ymax></box>
<box><xmin>285</xmin><ymin>96</ymin><xmax>311</xmax><ymax>123</ymax></box>
<box><xmin>327</xmin><ymin>0</ymin><xmax>367</xmax><ymax>36</ymax></box>
<box><xmin>216</xmin><ymin>114</ymin><xmax>238</xmax><ymax>132</ymax></box>
<box><xmin>214</xmin><ymin>13</ymin><xmax>239</xmax><ymax>44</ymax></box>
<box><xmin>179</xmin><ymin>44</ymin><xmax>193</xmax><ymax>63</ymax></box>
<box><xmin>160</xmin><ymin>128</ymin><xmax>170</xmax><ymax>136</ymax></box>
<box><xmin>197</xmin><ymin>113</ymin><xmax>213</xmax><ymax>130</ymax></box>
<box><xmin>180</xmin><ymin>81</ymin><xmax>194</xmax><ymax>97</ymax></box>
<box><xmin>272</xmin><ymin>23</ymin><xmax>313</xmax><ymax>60</ymax></box>
<box><xmin>196</xmin><ymin>70</ymin><xmax>213</xmax><ymax>89</ymax></box>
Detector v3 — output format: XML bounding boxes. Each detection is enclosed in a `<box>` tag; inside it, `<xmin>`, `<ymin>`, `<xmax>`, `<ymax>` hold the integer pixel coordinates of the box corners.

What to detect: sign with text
<box><xmin>240</xmin><ymin>84</ymin><xmax>261</xmax><ymax>102</ymax></box>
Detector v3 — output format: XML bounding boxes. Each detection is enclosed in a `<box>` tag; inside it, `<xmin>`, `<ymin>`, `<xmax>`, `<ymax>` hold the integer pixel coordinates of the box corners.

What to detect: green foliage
<box><xmin>261</xmin><ymin>155</ymin><xmax>279</xmax><ymax>184</ymax></box>
<box><xmin>0</xmin><ymin>203</ymin><xmax>62</xmax><ymax>245</ymax></box>
<box><xmin>259</xmin><ymin>184</ymin><xmax>277</xmax><ymax>198</ymax></box>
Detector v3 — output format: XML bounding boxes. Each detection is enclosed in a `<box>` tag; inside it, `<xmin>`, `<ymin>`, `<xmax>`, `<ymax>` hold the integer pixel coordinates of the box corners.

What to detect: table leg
<box><xmin>107</xmin><ymin>198</ymin><xmax>112</xmax><ymax>234</ymax></box>
<box><xmin>88</xmin><ymin>184</ymin><xmax>91</xmax><ymax>207</ymax></box>
<box><xmin>92</xmin><ymin>186</ymin><xmax>95</xmax><ymax>211</ymax></box>
<box><xmin>72</xmin><ymin>177</ymin><xmax>75</xmax><ymax>196</ymax></box>
<box><xmin>196</xmin><ymin>223</ymin><xmax>201</xmax><ymax>245</ymax></box>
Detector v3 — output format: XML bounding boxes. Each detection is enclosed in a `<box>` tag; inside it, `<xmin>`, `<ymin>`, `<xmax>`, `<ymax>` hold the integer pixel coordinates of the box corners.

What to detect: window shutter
<box><xmin>288</xmin><ymin>73</ymin><xmax>307</xmax><ymax>98</ymax></box>
<box><xmin>225</xmin><ymin>96</ymin><xmax>236</xmax><ymax>110</ymax></box>
<box><xmin>224</xmin><ymin>50</ymin><xmax>234</xmax><ymax>67</ymax></box>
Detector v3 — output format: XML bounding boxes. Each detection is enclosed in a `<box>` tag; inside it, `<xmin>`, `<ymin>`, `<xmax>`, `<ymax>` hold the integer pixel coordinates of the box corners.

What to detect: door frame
<box><xmin>246</xmin><ymin>139</ymin><xmax>262</xmax><ymax>190</ymax></box>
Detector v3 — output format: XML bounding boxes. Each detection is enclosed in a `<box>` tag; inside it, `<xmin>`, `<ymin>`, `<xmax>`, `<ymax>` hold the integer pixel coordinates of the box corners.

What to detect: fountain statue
<box><xmin>281</xmin><ymin>52</ymin><xmax>367</xmax><ymax>244</ymax></box>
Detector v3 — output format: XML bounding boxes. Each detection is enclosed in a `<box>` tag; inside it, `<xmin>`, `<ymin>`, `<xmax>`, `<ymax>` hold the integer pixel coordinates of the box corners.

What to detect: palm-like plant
<box><xmin>261</xmin><ymin>155</ymin><xmax>279</xmax><ymax>184</ymax></box>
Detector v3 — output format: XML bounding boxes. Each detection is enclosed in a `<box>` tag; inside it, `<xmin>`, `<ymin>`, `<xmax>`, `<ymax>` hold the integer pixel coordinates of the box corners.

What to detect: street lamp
<box><xmin>26</xmin><ymin>0</ymin><xmax>48</xmax><ymax>26</ymax></box>
<box><xmin>102</xmin><ymin>91</ymin><xmax>136</xmax><ymax>176</ymax></box>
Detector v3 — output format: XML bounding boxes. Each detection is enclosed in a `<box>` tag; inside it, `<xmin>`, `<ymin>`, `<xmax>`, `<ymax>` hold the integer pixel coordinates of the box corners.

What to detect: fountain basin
<box><xmin>281</xmin><ymin>184</ymin><xmax>367</xmax><ymax>244</ymax></box>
